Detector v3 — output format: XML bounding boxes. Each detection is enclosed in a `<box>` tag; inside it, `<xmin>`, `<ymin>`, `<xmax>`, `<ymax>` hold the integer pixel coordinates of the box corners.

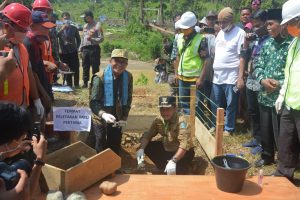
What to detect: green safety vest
<box><xmin>177</xmin><ymin>33</ymin><xmax>204</xmax><ymax>77</ymax></box>
<box><xmin>285</xmin><ymin>38</ymin><xmax>300</xmax><ymax>110</ymax></box>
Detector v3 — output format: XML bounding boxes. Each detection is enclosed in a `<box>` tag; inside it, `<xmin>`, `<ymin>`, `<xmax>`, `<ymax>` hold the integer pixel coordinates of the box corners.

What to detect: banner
<box><xmin>53</xmin><ymin>107</ymin><xmax>92</xmax><ymax>132</ymax></box>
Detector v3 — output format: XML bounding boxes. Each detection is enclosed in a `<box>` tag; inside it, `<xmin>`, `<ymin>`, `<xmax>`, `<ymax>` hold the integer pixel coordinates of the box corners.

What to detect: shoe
<box><xmin>209</xmin><ymin>127</ymin><xmax>216</xmax><ymax>134</ymax></box>
<box><xmin>251</xmin><ymin>145</ymin><xmax>263</xmax><ymax>155</ymax></box>
<box><xmin>223</xmin><ymin>131</ymin><xmax>232</xmax><ymax>137</ymax></box>
<box><xmin>254</xmin><ymin>159</ymin><xmax>274</xmax><ymax>168</ymax></box>
<box><xmin>243</xmin><ymin>139</ymin><xmax>258</xmax><ymax>147</ymax></box>
<box><xmin>82</xmin><ymin>83</ymin><xmax>88</xmax><ymax>88</ymax></box>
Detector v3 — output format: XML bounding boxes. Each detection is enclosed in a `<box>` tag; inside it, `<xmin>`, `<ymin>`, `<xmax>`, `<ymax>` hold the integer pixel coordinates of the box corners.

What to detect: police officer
<box><xmin>80</xmin><ymin>10</ymin><xmax>103</xmax><ymax>88</ymax></box>
<box><xmin>89</xmin><ymin>49</ymin><xmax>133</xmax><ymax>155</ymax></box>
<box><xmin>275</xmin><ymin>0</ymin><xmax>300</xmax><ymax>182</ymax></box>
<box><xmin>136</xmin><ymin>96</ymin><xmax>195</xmax><ymax>175</ymax></box>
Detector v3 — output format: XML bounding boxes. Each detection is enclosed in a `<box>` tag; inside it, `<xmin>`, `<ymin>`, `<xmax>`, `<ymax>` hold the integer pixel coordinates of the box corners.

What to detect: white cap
<box><xmin>175</xmin><ymin>11</ymin><xmax>197</xmax><ymax>29</ymax></box>
<box><xmin>281</xmin><ymin>0</ymin><xmax>300</xmax><ymax>25</ymax></box>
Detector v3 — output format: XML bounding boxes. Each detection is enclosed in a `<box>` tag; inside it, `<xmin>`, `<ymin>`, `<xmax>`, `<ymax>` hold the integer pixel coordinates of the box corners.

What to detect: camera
<box><xmin>0</xmin><ymin>159</ymin><xmax>32</xmax><ymax>190</ymax></box>
<box><xmin>26</xmin><ymin>121</ymin><xmax>41</xmax><ymax>141</ymax></box>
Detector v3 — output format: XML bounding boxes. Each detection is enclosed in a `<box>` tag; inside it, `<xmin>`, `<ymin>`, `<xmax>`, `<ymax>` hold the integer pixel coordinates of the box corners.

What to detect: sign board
<box><xmin>53</xmin><ymin>107</ymin><xmax>92</xmax><ymax>132</ymax></box>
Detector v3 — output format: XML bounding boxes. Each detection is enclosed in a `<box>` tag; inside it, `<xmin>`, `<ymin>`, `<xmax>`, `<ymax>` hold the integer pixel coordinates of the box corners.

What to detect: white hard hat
<box><xmin>281</xmin><ymin>0</ymin><xmax>300</xmax><ymax>25</ymax></box>
<box><xmin>176</xmin><ymin>11</ymin><xmax>197</xmax><ymax>29</ymax></box>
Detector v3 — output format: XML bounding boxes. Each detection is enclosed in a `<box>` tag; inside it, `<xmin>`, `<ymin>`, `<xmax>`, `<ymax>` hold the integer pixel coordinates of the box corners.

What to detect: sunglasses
<box><xmin>6</xmin><ymin>22</ymin><xmax>28</xmax><ymax>33</ymax></box>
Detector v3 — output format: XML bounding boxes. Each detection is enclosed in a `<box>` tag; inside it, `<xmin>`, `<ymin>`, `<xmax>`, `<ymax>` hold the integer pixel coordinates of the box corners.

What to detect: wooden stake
<box><xmin>215</xmin><ymin>108</ymin><xmax>224</xmax><ymax>156</ymax></box>
<box><xmin>189</xmin><ymin>85</ymin><xmax>196</xmax><ymax>137</ymax></box>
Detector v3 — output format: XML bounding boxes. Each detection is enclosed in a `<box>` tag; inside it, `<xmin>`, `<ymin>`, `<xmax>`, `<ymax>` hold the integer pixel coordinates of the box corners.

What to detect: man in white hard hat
<box><xmin>274</xmin><ymin>0</ymin><xmax>300</xmax><ymax>182</ymax></box>
<box><xmin>174</xmin><ymin>11</ymin><xmax>209</xmax><ymax>115</ymax></box>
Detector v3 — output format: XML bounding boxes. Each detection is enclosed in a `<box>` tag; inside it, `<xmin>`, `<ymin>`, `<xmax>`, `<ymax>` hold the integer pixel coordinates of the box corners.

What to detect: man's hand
<box><xmin>44</xmin><ymin>61</ymin><xmax>58</xmax><ymax>73</ymax></box>
<box><xmin>0</xmin><ymin>169</ymin><xmax>29</xmax><ymax>200</ymax></box>
<box><xmin>32</xmin><ymin>135</ymin><xmax>47</xmax><ymax>161</ymax></box>
<box><xmin>59</xmin><ymin>62</ymin><xmax>69</xmax><ymax>71</ymax></box>
<box><xmin>101</xmin><ymin>113</ymin><xmax>116</xmax><ymax>123</ymax></box>
<box><xmin>261</xmin><ymin>79</ymin><xmax>279</xmax><ymax>93</ymax></box>
<box><xmin>0</xmin><ymin>34</ymin><xmax>8</xmax><ymax>50</ymax></box>
<box><xmin>196</xmin><ymin>77</ymin><xmax>204</xmax><ymax>89</ymax></box>
<box><xmin>87</xmin><ymin>29</ymin><xmax>96</xmax><ymax>41</ymax></box>
<box><xmin>164</xmin><ymin>160</ymin><xmax>176</xmax><ymax>175</ymax></box>
<box><xmin>33</xmin><ymin>98</ymin><xmax>44</xmax><ymax>119</ymax></box>
<box><xmin>0</xmin><ymin>49</ymin><xmax>16</xmax><ymax>82</ymax></box>
<box><xmin>236</xmin><ymin>77</ymin><xmax>245</xmax><ymax>90</ymax></box>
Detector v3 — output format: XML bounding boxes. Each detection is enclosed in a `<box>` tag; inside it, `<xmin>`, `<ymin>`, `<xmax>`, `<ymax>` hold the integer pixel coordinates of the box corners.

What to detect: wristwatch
<box><xmin>34</xmin><ymin>159</ymin><xmax>45</xmax><ymax>166</ymax></box>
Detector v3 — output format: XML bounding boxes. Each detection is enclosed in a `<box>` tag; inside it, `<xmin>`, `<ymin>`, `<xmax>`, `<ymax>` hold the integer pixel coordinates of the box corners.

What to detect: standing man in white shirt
<box><xmin>211</xmin><ymin>7</ymin><xmax>246</xmax><ymax>135</ymax></box>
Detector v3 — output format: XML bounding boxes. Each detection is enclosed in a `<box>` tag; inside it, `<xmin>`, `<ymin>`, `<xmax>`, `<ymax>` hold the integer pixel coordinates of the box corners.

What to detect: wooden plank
<box><xmin>65</xmin><ymin>148</ymin><xmax>121</xmax><ymax>194</ymax></box>
<box><xmin>189</xmin><ymin>85</ymin><xmax>196</xmax><ymax>137</ymax></box>
<box><xmin>215</xmin><ymin>108</ymin><xmax>225</xmax><ymax>156</ymax></box>
<box><xmin>41</xmin><ymin>165</ymin><xmax>64</xmax><ymax>192</ymax></box>
<box><xmin>195</xmin><ymin>117</ymin><xmax>216</xmax><ymax>159</ymax></box>
<box><xmin>147</xmin><ymin>23</ymin><xmax>175</xmax><ymax>35</ymax></box>
<box><xmin>84</xmin><ymin>175</ymin><xmax>300</xmax><ymax>200</ymax></box>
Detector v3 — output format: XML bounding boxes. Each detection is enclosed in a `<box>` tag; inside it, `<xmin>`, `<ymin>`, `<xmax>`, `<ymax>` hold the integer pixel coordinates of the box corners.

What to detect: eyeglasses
<box><xmin>8</xmin><ymin>22</ymin><xmax>27</xmax><ymax>33</ymax></box>
<box><xmin>288</xmin><ymin>17</ymin><xmax>300</xmax><ymax>26</ymax></box>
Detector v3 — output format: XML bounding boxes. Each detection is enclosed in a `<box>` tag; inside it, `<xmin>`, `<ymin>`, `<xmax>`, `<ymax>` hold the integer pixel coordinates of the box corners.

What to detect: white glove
<box><xmin>275</xmin><ymin>95</ymin><xmax>284</xmax><ymax>114</ymax></box>
<box><xmin>164</xmin><ymin>160</ymin><xmax>176</xmax><ymax>175</ymax></box>
<box><xmin>34</xmin><ymin>98</ymin><xmax>44</xmax><ymax>119</ymax></box>
<box><xmin>101</xmin><ymin>113</ymin><xmax>116</xmax><ymax>123</ymax></box>
<box><xmin>136</xmin><ymin>149</ymin><xmax>145</xmax><ymax>166</ymax></box>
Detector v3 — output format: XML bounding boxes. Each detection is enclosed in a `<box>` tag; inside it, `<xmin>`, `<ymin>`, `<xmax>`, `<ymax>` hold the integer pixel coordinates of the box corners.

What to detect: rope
<box><xmin>196</xmin><ymin>112</ymin><xmax>213</xmax><ymax>129</ymax></box>
<box><xmin>196</xmin><ymin>90</ymin><xmax>219</xmax><ymax>108</ymax></box>
<box><xmin>195</xmin><ymin>108</ymin><xmax>216</xmax><ymax>127</ymax></box>
<box><xmin>133</xmin><ymin>95</ymin><xmax>195</xmax><ymax>98</ymax></box>
<box><xmin>195</xmin><ymin>96</ymin><xmax>216</xmax><ymax>117</ymax></box>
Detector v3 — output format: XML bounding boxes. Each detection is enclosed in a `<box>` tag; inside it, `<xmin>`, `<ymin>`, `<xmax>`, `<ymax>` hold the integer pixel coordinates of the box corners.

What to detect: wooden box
<box><xmin>42</xmin><ymin>141</ymin><xmax>121</xmax><ymax>195</ymax></box>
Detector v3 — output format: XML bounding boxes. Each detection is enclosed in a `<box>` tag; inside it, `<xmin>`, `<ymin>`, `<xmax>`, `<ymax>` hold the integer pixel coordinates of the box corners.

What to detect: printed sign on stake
<box><xmin>53</xmin><ymin>107</ymin><xmax>92</xmax><ymax>132</ymax></box>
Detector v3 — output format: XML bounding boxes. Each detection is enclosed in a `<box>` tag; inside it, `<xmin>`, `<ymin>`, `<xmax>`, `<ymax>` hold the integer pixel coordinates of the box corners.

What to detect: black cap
<box><xmin>251</xmin><ymin>10</ymin><xmax>267</xmax><ymax>21</ymax></box>
<box><xmin>84</xmin><ymin>10</ymin><xmax>94</xmax><ymax>18</ymax></box>
<box><xmin>159</xmin><ymin>96</ymin><xmax>176</xmax><ymax>108</ymax></box>
<box><xmin>266</xmin><ymin>9</ymin><xmax>282</xmax><ymax>22</ymax></box>
<box><xmin>206</xmin><ymin>11</ymin><xmax>217</xmax><ymax>18</ymax></box>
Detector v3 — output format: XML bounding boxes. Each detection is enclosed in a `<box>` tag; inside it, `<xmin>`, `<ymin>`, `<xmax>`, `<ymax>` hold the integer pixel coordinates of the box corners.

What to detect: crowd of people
<box><xmin>0</xmin><ymin>0</ymin><xmax>300</xmax><ymax>199</ymax></box>
<box><xmin>0</xmin><ymin>0</ymin><xmax>105</xmax><ymax>198</ymax></box>
<box><xmin>156</xmin><ymin>0</ymin><xmax>300</xmax><ymax>182</ymax></box>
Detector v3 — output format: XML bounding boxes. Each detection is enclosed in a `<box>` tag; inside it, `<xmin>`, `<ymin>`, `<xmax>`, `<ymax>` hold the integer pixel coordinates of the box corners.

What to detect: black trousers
<box><xmin>89</xmin><ymin>121</ymin><xmax>122</xmax><ymax>155</ymax></box>
<box><xmin>60</xmin><ymin>51</ymin><xmax>80</xmax><ymax>87</ymax></box>
<box><xmin>246</xmin><ymin>88</ymin><xmax>261</xmax><ymax>143</ymax></box>
<box><xmin>145</xmin><ymin>141</ymin><xmax>195</xmax><ymax>175</ymax></box>
<box><xmin>277</xmin><ymin>107</ymin><xmax>300</xmax><ymax>180</ymax></box>
<box><xmin>259</xmin><ymin>105</ymin><xmax>280</xmax><ymax>161</ymax></box>
<box><xmin>82</xmin><ymin>45</ymin><xmax>101</xmax><ymax>84</ymax></box>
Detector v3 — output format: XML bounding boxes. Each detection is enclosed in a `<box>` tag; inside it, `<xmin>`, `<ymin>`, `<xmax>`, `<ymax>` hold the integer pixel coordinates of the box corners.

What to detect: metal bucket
<box><xmin>211</xmin><ymin>155</ymin><xmax>251</xmax><ymax>193</ymax></box>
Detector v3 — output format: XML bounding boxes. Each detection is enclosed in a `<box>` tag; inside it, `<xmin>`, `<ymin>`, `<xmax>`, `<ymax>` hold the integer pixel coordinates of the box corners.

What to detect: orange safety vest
<box><xmin>40</xmin><ymin>36</ymin><xmax>55</xmax><ymax>84</ymax></box>
<box><xmin>0</xmin><ymin>44</ymin><xmax>30</xmax><ymax>106</ymax></box>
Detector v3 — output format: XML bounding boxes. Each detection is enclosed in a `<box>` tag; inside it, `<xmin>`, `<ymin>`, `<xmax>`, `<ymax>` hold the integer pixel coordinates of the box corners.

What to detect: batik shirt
<box><xmin>254</xmin><ymin>36</ymin><xmax>292</xmax><ymax>107</ymax></box>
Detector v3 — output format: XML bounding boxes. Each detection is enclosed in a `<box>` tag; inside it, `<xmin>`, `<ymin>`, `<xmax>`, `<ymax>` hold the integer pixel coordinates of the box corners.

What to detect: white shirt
<box><xmin>213</xmin><ymin>26</ymin><xmax>245</xmax><ymax>85</ymax></box>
